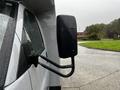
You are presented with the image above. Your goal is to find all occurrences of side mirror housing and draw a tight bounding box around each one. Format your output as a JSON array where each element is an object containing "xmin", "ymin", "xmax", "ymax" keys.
[
  {"xmin": 27, "ymin": 15, "xmax": 78, "ymax": 77},
  {"xmin": 57, "ymin": 15, "xmax": 78, "ymax": 58}
]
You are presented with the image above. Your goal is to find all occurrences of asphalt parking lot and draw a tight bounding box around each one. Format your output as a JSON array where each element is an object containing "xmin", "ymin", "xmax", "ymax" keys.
[{"xmin": 61, "ymin": 45, "xmax": 120, "ymax": 90}]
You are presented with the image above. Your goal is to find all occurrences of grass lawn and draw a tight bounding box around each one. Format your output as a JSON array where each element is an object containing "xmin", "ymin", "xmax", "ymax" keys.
[{"xmin": 79, "ymin": 40, "xmax": 120, "ymax": 52}]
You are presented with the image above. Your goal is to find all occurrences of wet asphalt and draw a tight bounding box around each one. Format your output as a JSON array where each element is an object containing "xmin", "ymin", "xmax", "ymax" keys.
[{"xmin": 61, "ymin": 45, "xmax": 120, "ymax": 90}]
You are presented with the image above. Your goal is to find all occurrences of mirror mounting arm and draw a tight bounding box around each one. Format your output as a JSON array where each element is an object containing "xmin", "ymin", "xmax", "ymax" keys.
[
  {"xmin": 38, "ymin": 56, "xmax": 75, "ymax": 78},
  {"xmin": 28, "ymin": 52, "xmax": 75, "ymax": 77}
]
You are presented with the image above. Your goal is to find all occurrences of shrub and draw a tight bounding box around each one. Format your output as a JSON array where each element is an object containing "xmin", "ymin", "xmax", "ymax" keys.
[{"xmin": 88, "ymin": 33, "xmax": 100, "ymax": 40}]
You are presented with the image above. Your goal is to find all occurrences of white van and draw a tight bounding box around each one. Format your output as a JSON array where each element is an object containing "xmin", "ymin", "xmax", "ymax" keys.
[{"xmin": 0, "ymin": 0, "xmax": 77, "ymax": 90}]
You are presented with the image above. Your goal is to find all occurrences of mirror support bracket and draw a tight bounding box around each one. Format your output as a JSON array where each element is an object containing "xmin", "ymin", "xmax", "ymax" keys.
[
  {"xmin": 28, "ymin": 51, "xmax": 75, "ymax": 78},
  {"xmin": 38, "ymin": 56, "xmax": 75, "ymax": 78}
]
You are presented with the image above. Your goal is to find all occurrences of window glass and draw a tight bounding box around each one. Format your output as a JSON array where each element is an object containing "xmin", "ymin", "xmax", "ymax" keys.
[
  {"xmin": 17, "ymin": 10, "xmax": 45, "ymax": 78},
  {"xmin": 0, "ymin": 3, "xmax": 13, "ymax": 51},
  {"xmin": 0, "ymin": 2, "xmax": 18, "ymax": 88},
  {"xmin": 0, "ymin": 14, "xmax": 10, "ymax": 49},
  {"xmin": 17, "ymin": 30, "xmax": 31, "ymax": 78},
  {"xmin": 24, "ymin": 10, "xmax": 45, "ymax": 54}
]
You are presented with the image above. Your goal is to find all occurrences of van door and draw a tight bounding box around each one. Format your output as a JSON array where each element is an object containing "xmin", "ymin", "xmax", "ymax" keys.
[
  {"xmin": 4, "ymin": 4, "xmax": 32, "ymax": 90},
  {"xmin": 23, "ymin": 10, "xmax": 49, "ymax": 90}
]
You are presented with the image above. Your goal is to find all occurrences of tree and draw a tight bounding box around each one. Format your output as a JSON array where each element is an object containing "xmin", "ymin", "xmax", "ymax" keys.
[
  {"xmin": 84, "ymin": 18, "xmax": 120, "ymax": 40},
  {"xmin": 105, "ymin": 18, "xmax": 120, "ymax": 39},
  {"xmin": 84, "ymin": 24, "xmax": 106, "ymax": 40}
]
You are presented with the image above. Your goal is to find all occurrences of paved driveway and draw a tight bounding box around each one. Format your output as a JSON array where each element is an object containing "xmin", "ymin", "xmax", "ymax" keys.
[{"xmin": 61, "ymin": 45, "xmax": 120, "ymax": 90}]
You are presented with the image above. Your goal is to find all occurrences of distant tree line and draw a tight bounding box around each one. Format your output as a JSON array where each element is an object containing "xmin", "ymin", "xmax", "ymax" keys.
[{"xmin": 84, "ymin": 18, "xmax": 120, "ymax": 40}]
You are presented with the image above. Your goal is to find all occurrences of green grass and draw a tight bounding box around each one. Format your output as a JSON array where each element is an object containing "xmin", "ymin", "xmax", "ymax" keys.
[{"xmin": 79, "ymin": 40, "xmax": 120, "ymax": 52}]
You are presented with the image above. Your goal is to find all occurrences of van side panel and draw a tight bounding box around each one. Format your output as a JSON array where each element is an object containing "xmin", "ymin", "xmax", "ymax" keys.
[
  {"xmin": 22, "ymin": 0, "xmax": 60, "ymax": 88},
  {"xmin": 37, "ymin": 6, "xmax": 60, "ymax": 87},
  {"xmin": 5, "ymin": 71, "xmax": 32, "ymax": 90}
]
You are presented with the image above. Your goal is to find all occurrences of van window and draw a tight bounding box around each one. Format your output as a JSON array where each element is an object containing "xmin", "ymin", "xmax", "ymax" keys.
[
  {"xmin": 0, "ymin": 14, "xmax": 10, "ymax": 50},
  {"xmin": 17, "ymin": 10, "xmax": 45, "ymax": 78},
  {"xmin": 0, "ymin": 2, "xmax": 18, "ymax": 89},
  {"xmin": 0, "ymin": 2, "xmax": 15, "ymax": 51},
  {"xmin": 24, "ymin": 10, "xmax": 45, "ymax": 54},
  {"xmin": 17, "ymin": 30, "xmax": 31, "ymax": 78}
]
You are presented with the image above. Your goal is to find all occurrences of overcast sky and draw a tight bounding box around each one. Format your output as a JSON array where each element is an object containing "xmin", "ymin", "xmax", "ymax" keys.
[{"xmin": 55, "ymin": 0, "xmax": 120, "ymax": 32}]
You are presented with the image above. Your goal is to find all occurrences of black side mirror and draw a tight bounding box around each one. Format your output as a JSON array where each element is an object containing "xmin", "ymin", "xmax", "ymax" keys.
[
  {"xmin": 57, "ymin": 15, "xmax": 77, "ymax": 58},
  {"xmin": 27, "ymin": 15, "xmax": 78, "ymax": 78}
]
